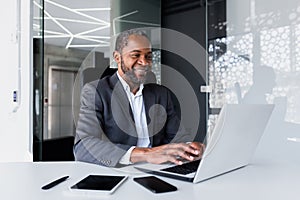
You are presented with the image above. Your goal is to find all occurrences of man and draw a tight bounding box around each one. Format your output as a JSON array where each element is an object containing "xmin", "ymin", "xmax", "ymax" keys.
[{"xmin": 74, "ymin": 29, "xmax": 204, "ymax": 167}]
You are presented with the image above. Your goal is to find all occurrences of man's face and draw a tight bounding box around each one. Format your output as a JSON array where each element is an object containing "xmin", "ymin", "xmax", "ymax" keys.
[{"xmin": 116, "ymin": 35, "xmax": 152, "ymax": 85}]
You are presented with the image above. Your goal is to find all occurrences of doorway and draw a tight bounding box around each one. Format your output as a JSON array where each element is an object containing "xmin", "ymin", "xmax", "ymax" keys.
[{"xmin": 46, "ymin": 66, "xmax": 78, "ymax": 139}]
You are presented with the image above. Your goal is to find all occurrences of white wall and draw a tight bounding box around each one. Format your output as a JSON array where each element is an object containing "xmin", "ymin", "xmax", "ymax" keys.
[{"xmin": 0, "ymin": 0, "xmax": 32, "ymax": 162}]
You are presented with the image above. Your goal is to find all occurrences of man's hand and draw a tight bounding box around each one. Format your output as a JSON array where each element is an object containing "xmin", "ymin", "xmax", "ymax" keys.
[{"xmin": 130, "ymin": 142, "xmax": 205, "ymax": 165}]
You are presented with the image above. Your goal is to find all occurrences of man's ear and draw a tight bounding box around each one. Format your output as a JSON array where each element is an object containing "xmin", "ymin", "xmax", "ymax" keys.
[{"xmin": 113, "ymin": 51, "xmax": 121, "ymax": 64}]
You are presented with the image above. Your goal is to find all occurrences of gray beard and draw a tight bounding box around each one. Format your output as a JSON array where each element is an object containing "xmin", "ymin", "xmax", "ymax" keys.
[{"xmin": 121, "ymin": 60, "xmax": 150, "ymax": 86}]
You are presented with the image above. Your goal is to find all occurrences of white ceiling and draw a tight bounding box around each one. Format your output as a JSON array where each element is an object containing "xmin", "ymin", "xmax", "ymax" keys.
[{"xmin": 33, "ymin": 0, "xmax": 111, "ymax": 53}]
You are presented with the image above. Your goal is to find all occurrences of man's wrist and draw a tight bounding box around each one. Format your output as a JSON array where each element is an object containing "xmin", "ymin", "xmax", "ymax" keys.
[{"xmin": 130, "ymin": 147, "xmax": 151, "ymax": 163}]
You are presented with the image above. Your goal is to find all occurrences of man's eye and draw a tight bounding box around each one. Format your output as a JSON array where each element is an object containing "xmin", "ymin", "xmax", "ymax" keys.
[
  {"xmin": 146, "ymin": 55, "xmax": 153, "ymax": 60},
  {"xmin": 130, "ymin": 54, "xmax": 140, "ymax": 58}
]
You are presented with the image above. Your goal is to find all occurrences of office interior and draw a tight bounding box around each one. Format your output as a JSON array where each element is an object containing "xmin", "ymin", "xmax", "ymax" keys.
[{"xmin": 1, "ymin": 0, "xmax": 300, "ymax": 166}]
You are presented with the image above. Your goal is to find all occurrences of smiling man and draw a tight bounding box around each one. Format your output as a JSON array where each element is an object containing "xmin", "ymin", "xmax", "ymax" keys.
[{"xmin": 74, "ymin": 29, "xmax": 204, "ymax": 167}]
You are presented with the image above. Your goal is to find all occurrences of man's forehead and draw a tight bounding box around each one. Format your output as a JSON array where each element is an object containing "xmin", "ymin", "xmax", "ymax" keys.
[{"xmin": 122, "ymin": 37, "xmax": 152, "ymax": 54}]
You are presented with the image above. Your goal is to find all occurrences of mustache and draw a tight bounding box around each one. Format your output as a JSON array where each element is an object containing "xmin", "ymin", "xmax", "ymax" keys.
[{"xmin": 132, "ymin": 66, "xmax": 151, "ymax": 73}]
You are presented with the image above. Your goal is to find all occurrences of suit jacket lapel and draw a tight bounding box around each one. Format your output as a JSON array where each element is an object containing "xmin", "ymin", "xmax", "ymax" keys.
[{"xmin": 109, "ymin": 74, "xmax": 137, "ymax": 139}]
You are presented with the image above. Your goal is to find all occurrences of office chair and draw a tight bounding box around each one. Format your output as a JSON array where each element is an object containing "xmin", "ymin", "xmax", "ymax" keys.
[
  {"xmin": 100, "ymin": 66, "xmax": 117, "ymax": 79},
  {"xmin": 42, "ymin": 136, "xmax": 75, "ymax": 161}
]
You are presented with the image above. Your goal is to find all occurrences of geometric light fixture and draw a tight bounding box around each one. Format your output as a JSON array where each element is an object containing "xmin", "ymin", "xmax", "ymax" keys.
[{"xmin": 33, "ymin": 0, "xmax": 111, "ymax": 49}]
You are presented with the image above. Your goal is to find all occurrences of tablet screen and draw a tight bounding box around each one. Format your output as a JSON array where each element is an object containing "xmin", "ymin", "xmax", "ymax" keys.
[{"xmin": 70, "ymin": 175, "xmax": 127, "ymax": 191}]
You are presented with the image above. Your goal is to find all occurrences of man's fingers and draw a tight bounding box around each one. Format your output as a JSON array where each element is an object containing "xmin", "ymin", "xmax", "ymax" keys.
[
  {"xmin": 164, "ymin": 145, "xmax": 196, "ymax": 162},
  {"xmin": 187, "ymin": 142, "xmax": 205, "ymax": 156},
  {"xmin": 147, "ymin": 142, "xmax": 205, "ymax": 165},
  {"xmin": 188, "ymin": 142, "xmax": 201, "ymax": 150},
  {"xmin": 167, "ymin": 155, "xmax": 184, "ymax": 165}
]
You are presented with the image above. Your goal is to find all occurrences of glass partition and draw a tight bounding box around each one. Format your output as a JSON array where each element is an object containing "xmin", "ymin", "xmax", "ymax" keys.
[
  {"xmin": 33, "ymin": 0, "xmax": 111, "ymax": 160},
  {"xmin": 32, "ymin": 0, "xmax": 163, "ymax": 161},
  {"xmin": 32, "ymin": 0, "xmax": 300, "ymax": 162},
  {"xmin": 207, "ymin": 0, "xmax": 300, "ymax": 149},
  {"xmin": 32, "ymin": 0, "xmax": 44, "ymax": 161}
]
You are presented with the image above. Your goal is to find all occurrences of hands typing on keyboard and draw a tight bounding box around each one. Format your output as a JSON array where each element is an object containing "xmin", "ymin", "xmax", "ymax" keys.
[{"xmin": 131, "ymin": 142, "xmax": 205, "ymax": 166}]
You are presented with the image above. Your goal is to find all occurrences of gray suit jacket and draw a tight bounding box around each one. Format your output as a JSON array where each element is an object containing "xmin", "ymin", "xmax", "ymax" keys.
[{"xmin": 74, "ymin": 73, "xmax": 193, "ymax": 167}]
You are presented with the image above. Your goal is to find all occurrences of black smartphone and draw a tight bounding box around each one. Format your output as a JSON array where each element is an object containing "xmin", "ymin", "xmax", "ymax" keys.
[{"xmin": 133, "ymin": 176, "xmax": 177, "ymax": 193}]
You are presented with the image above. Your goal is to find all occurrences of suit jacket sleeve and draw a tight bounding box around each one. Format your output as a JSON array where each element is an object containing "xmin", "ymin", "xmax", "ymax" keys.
[{"xmin": 73, "ymin": 80, "xmax": 130, "ymax": 167}]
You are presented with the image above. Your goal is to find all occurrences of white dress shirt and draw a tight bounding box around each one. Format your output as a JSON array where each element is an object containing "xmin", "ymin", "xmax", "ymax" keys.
[{"xmin": 117, "ymin": 72, "xmax": 150, "ymax": 164}]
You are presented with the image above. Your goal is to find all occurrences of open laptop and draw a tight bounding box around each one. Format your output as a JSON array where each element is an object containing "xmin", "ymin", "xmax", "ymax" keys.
[{"xmin": 134, "ymin": 104, "xmax": 274, "ymax": 183}]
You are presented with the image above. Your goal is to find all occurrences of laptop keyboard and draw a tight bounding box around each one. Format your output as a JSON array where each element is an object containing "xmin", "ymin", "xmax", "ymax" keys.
[{"xmin": 161, "ymin": 160, "xmax": 201, "ymax": 175}]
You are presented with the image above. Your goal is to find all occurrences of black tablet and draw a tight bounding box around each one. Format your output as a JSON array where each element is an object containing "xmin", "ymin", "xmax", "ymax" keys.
[{"xmin": 69, "ymin": 175, "xmax": 128, "ymax": 195}]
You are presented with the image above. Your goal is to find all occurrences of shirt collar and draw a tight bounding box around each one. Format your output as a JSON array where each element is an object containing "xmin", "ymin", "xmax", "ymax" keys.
[{"xmin": 117, "ymin": 71, "xmax": 144, "ymax": 96}]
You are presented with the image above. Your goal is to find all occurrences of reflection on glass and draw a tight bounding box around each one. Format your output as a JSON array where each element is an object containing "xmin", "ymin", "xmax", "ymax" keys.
[
  {"xmin": 209, "ymin": 0, "xmax": 300, "ymax": 126},
  {"xmin": 32, "ymin": 0, "xmax": 162, "ymax": 160}
]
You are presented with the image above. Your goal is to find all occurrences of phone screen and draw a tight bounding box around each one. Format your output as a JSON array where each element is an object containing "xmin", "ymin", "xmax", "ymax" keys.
[{"xmin": 133, "ymin": 176, "xmax": 177, "ymax": 193}]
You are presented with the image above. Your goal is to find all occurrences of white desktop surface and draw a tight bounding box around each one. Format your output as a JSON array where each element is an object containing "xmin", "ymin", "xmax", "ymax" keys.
[
  {"xmin": 1, "ymin": 160, "xmax": 299, "ymax": 199},
  {"xmin": 1, "ymin": 133, "xmax": 300, "ymax": 199}
]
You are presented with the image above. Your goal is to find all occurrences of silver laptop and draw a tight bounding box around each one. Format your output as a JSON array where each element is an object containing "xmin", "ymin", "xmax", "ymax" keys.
[{"xmin": 135, "ymin": 104, "xmax": 274, "ymax": 183}]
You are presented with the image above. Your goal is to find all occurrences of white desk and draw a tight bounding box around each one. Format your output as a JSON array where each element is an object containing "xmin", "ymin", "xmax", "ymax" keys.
[
  {"xmin": 1, "ymin": 159, "xmax": 299, "ymax": 199},
  {"xmin": 1, "ymin": 133, "xmax": 300, "ymax": 199}
]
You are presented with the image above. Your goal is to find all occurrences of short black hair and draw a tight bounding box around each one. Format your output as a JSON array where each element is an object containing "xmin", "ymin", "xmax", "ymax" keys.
[{"xmin": 115, "ymin": 29, "xmax": 150, "ymax": 53}]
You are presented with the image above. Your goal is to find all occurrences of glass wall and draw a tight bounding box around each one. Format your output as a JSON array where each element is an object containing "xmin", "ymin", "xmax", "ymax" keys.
[
  {"xmin": 32, "ymin": 0, "xmax": 163, "ymax": 160},
  {"xmin": 33, "ymin": 0, "xmax": 111, "ymax": 160},
  {"xmin": 33, "ymin": 0, "xmax": 300, "ymax": 161},
  {"xmin": 208, "ymin": 0, "xmax": 300, "ymax": 156},
  {"xmin": 32, "ymin": 0, "xmax": 44, "ymax": 161}
]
